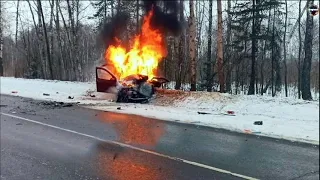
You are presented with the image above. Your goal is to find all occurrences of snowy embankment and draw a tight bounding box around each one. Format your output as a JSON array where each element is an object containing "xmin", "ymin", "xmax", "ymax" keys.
[{"xmin": 1, "ymin": 77, "xmax": 319, "ymax": 145}]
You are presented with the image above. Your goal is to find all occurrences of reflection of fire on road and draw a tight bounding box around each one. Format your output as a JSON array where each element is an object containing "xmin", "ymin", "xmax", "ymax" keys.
[
  {"xmin": 94, "ymin": 143, "xmax": 173, "ymax": 180},
  {"xmin": 98, "ymin": 112, "xmax": 165, "ymax": 147}
]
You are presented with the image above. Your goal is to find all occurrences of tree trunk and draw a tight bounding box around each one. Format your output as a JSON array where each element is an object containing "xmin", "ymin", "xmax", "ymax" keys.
[
  {"xmin": 50, "ymin": 0, "xmax": 55, "ymax": 79},
  {"xmin": 37, "ymin": 0, "xmax": 53, "ymax": 80},
  {"xmin": 225, "ymin": 0, "xmax": 232, "ymax": 93},
  {"xmin": 117, "ymin": 0, "xmax": 121, "ymax": 14},
  {"xmin": 301, "ymin": 0, "xmax": 314, "ymax": 100},
  {"xmin": 217, "ymin": 0, "xmax": 224, "ymax": 93},
  {"xmin": 0, "ymin": 1, "xmax": 4, "ymax": 76},
  {"xmin": 136, "ymin": 0, "xmax": 139, "ymax": 33},
  {"xmin": 298, "ymin": 0, "xmax": 302, "ymax": 99},
  {"xmin": 206, "ymin": 0, "xmax": 213, "ymax": 92},
  {"xmin": 36, "ymin": 0, "xmax": 46, "ymax": 78},
  {"xmin": 55, "ymin": 0, "xmax": 65, "ymax": 80},
  {"xmin": 0, "ymin": 1, "xmax": 3, "ymax": 76},
  {"xmin": 175, "ymin": 0, "xmax": 184, "ymax": 90},
  {"xmin": 271, "ymin": 6, "xmax": 276, "ymax": 97},
  {"xmin": 248, "ymin": 0, "xmax": 257, "ymax": 95},
  {"xmin": 15, "ymin": 0, "xmax": 20, "ymax": 46},
  {"xmin": 111, "ymin": 0, "xmax": 114, "ymax": 17},
  {"xmin": 189, "ymin": 0, "xmax": 197, "ymax": 91},
  {"xmin": 283, "ymin": 0, "xmax": 288, "ymax": 97}
]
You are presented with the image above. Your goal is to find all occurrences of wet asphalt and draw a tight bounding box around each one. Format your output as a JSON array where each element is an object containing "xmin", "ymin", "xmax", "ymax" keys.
[{"xmin": 0, "ymin": 95, "xmax": 319, "ymax": 180}]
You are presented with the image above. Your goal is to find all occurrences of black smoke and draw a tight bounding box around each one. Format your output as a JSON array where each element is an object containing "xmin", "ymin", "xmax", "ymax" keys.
[
  {"xmin": 100, "ymin": 12, "xmax": 130, "ymax": 47},
  {"xmin": 142, "ymin": 0, "xmax": 181, "ymax": 36},
  {"xmin": 100, "ymin": 0, "xmax": 181, "ymax": 48}
]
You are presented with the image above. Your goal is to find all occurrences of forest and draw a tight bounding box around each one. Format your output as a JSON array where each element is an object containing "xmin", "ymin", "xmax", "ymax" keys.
[{"xmin": 0, "ymin": 0, "xmax": 319, "ymax": 100}]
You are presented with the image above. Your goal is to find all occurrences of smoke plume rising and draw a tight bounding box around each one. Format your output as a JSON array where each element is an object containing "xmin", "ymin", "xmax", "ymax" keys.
[{"xmin": 100, "ymin": 0, "xmax": 181, "ymax": 48}]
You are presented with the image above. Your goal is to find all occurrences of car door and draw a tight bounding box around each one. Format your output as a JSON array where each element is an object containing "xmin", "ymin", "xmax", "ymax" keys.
[{"xmin": 96, "ymin": 67, "xmax": 117, "ymax": 92}]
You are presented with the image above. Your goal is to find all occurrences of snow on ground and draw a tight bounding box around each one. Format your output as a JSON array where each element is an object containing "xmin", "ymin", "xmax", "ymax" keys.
[{"xmin": 1, "ymin": 77, "xmax": 319, "ymax": 144}]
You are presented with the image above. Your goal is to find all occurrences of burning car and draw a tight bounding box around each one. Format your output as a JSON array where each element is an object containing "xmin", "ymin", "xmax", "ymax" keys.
[
  {"xmin": 96, "ymin": 66, "xmax": 169, "ymax": 103},
  {"xmin": 96, "ymin": 7, "xmax": 177, "ymax": 103}
]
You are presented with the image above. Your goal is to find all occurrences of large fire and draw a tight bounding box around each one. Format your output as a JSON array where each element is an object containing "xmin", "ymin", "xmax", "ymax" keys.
[{"xmin": 105, "ymin": 10, "xmax": 167, "ymax": 80}]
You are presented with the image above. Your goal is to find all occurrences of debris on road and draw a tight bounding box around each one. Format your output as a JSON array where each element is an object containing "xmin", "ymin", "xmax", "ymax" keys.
[
  {"xmin": 68, "ymin": 96, "xmax": 74, "ymax": 99},
  {"xmin": 90, "ymin": 94, "xmax": 96, "ymax": 97},
  {"xmin": 37, "ymin": 101, "xmax": 75, "ymax": 108},
  {"xmin": 117, "ymin": 107, "xmax": 121, "ymax": 110},
  {"xmin": 43, "ymin": 93, "xmax": 50, "ymax": 96},
  {"xmin": 62, "ymin": 104, "xmax": 73, "ymax": 107},
  {"xmin": 197, "ymin": 111, "xmax": 211, "ymax": 115},
  {"xmin": 244, "ymin": 129, "xmax": 262, "ymax": 134},
  {"xmin": 254, "ymin": 121, "xmax": 263, "ymax": 125}
]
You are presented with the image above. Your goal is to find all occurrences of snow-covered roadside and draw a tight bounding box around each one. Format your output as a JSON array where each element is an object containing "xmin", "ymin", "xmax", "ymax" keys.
[{"xmin": 1, "ymin": 77, "xmax": 319, "ymax": 144}]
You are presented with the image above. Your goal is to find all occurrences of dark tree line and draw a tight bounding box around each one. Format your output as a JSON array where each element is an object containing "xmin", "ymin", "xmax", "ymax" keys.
[{"xmin": 0, "ymin": 0, "xmax": 318, "ymax": 100}]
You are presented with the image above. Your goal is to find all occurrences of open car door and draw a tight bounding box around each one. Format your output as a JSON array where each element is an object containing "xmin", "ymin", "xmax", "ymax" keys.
[{"xmin": 96, "ymin": 67, "xmax": 117, "ymax": 92}]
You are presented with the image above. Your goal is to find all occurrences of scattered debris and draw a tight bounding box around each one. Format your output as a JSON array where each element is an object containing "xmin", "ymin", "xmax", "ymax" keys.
[
  {"xmin": 16, "ymin": 123, "xmax": 22, "ymax": 125},
  {"xmin": 68, "ymin": 96, "xmax": 74, "ymax": 99},
  {"xmin": 117, "ymin": 107, "xmax": 121, "ymax": 110},
  {"xmin": 11, "ymin": 91, "xmax": 18, "ymax": 94},
  {"xmin": 244, "ymin": 129, "xmax": 252, "ymax": 134},
  {"xmin": 227, "ymin": 110, "xmax": 235, "ymax": 115},
  {"xmin": 43, "ymin": 93, "xmax": 50, "ymax": 96},
  {"xmin": 244, "ymin": 129, "xmax": 262, "ymax": 134},
  {"xmin": 197, "ymin": 111, "xmax": 211, "ymax": 115},
  {"xmin": 113, "ymin": 153, "xmax": 118, "ymax": 160},
  {"xmin": 38, "ymin": 101, "xmax": 75, "ymax": 108},
  {"xmin": 62, "ymin": 104, "xmax": 73, "ymax": 107},
  {"xmin": 90, "ymin": 94, "xmax": 96, "ymax": 98},
  {"xmin": 254, "ymin": 121, "xmax": 263, "ymax": 125}
]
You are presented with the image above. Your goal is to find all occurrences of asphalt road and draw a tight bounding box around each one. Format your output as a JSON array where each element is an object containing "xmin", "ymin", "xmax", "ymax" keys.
[{"xmin": 0, "ymin": 95, "xmax": 319, "ymax": 180}]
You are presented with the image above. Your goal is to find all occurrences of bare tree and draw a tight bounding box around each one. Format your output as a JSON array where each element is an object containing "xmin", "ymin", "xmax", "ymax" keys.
[
  {"xmin": 0, "ymin": 1, "xmax": 3, "ymax": 76},
  {"xmin": 298, "ymin": 0, "xmax": 302, "ymax": 98},
  {"xmin": 301, "ymin": 0, "xmax": 314, "ymax": 100},
  {"xmin": 248, "ymin": 0, "xmax": 257, "ymax": 95},
  {"xmin": 225, "ymin": 0, "xmax": 232, "ymax": 93},
  {"xmin": 37, "ymin": 0, "xmax": 53, "ymax": 79},
  {"xmin": 217, "ymin": 0, "xmax": 224, "ymax": 93},
  {"xmin": 175, "ymin": 0, "xmax": 185, "ymax": 90},
  {"xmin": 206, "ymin": 0, "xmax": 213, "ymax": 92},
  {"xmin": 189, "ymin": 0, "xmax": 196, "ymax": 91},
  {"xmin": 283, "ymin": 0, "xmax": 288, "ymax": 97}
]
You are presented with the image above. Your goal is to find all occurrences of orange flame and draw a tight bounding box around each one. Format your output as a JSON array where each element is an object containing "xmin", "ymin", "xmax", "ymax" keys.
[{"xmin": 105, "ymin": 9, "xmax": 167, "ymax": 80}]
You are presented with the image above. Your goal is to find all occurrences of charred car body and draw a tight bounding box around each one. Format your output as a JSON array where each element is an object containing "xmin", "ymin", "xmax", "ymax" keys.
[{"xmin": 96, "ymin": 66, "xmax": 169, "ymax": 103}]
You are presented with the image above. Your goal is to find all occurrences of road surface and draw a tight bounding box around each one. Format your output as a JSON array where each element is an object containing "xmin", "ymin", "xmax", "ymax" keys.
[{"xmin": 1, "ymin": 95, "xmax": 319, "ymax": 180}]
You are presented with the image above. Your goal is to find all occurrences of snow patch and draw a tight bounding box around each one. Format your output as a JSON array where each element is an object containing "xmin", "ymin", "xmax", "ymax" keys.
[{"xmin": 1, "ymin": 77, "xmax": 319, "ymax": 144}]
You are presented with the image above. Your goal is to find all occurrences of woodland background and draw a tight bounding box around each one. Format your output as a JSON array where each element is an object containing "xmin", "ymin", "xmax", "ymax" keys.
[{"xmin": 0, "ymin": 0, "xmax": 319, "ymax": 100}]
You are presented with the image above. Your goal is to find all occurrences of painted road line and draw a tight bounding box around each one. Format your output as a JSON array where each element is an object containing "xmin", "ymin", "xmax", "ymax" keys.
[{"xmin": 1, "ymin": 112, "xmax": 259, "ymax": 180}]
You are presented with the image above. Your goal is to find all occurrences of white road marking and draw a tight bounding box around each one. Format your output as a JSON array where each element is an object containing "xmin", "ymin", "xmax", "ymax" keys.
[{"xmin": 1, "ymin": 112, "xmax": 259, "ymax": 180}]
